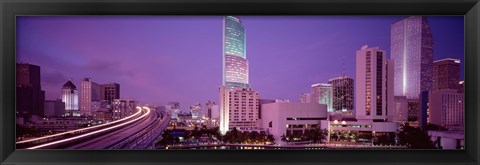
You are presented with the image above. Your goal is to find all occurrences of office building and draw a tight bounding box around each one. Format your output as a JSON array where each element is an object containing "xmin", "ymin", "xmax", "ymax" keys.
[
  {"xmin": 219, "ymin": 86, "xmax": 259, "ymax": 134},
  {"xmin": 328, "ymin": 76, "xmax": 354, "ymax": 112},
  {"xmin": 391, "ymin": 16, "xmax": 434, "ymax": 99},
  {"xmin": 61, "ymin": 80, "xmax": 79, "ymax": 117},
  {"xmin": 112, "ymin": 99, "xmax": 136, "ymax": 120},
  {"xmin": 393, "ymin": 96, "xmax": 408, "ymax": 123},
  {"xmin": 355, "ymin": 46, "xmax": 393, "ymax": 121},
  {"xmin": 16, "ymin": 63, "xmax": 45, "ymax": 116},
  {"xmin": 427, "ymin": 89, "xmax": 464, "ymax": 130},
  {"xmin": 311, "ymin": 83, "xmax": 333, "ymax": 112},
  {"xmin": 223, "ymin": 16, "xmax": 249, "ymax": 89},
  {"xmin": 206, "ymin": 101, "xmax": 215, "ymax": 119},
  {"xmin": 80, "ymin": 78, "xmax": 101, "ymax": 116},
  {"xmin": 433, "ymin": 58, "xmax": 461, "ymax": 91},
  {"xmin": 100, "ymin": 83, "xmax": 120, "ymax": 104},
  {"xmin": 44, "ymin": 99, "xmax": 65, "ymax": 117}
]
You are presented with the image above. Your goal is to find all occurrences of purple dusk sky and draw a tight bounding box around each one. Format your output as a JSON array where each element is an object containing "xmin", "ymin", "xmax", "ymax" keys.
[{"xmin": 17, "ymin": 16, "xmax": 464, "ymax": 112}]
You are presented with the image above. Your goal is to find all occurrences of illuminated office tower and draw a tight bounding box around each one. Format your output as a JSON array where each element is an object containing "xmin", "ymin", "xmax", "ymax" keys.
[
  {"xmin": 80, "ymin": 78, "xmax": 100, "ymax": 116},
  {"xmin": 355, "ymin": 46, "xmax": 393, "ymax": 121},
  {"xmin": 311, "ymin": 83, "xmax": 333, "ymax": 112},
  {"xmin": 391, "ymin": 16, "xmax": 433, "ymax": 99},
  {"xmin": 62, "ymin": 80, "xmax": 79, "ymax": 117},
  {"xmin": 223, "ymin": 16, "xmax": 249, "ymax": 89},
  {"xmin": 433, "ymin": 58, "xmax": 461, "ymax": 91},
  {"xmin": 328, "ymin": 76, "xmax": 354, "ymax": 112}
]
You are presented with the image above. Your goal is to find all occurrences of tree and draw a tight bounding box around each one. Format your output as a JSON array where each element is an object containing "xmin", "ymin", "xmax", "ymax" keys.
[{"xmin": 399, "ymin": 125, "xmax": 436, "ymax": 149}]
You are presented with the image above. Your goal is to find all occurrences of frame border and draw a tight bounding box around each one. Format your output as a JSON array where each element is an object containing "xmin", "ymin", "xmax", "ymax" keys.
[{"xmin": 1, "ymin": 0, "xmax": 479, "ymax": 165}]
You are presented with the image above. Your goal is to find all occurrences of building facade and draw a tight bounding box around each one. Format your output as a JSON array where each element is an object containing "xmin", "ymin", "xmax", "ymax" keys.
[
  {"xmin": 311, "ymin": 83, "xmax": 333, "ymax": 112},
  {"xmin": 112, "ymin": 99, "xmax": 136, "ymax": 120},
  {"xmin": 328, "ymin": 76, "xmax": 354, "ymax": 112},
  {"xmin": 190, "ymin": 103, "xmax": 202, "ymax": 121},
  {"xmin": 299, "ymin": 93, "xmax": 311, "ymax": 104},
  {"xmin": 16, "ymin": 63, "xmax": 45, "ymax": 116},
  {"xmin": 433, "ymin": 58, "xmax": 461, "ymax": 91},
  {"xmin": 355, "ymin": 46, "xmax": 393, "ymax": 121},
  {"xmin": 80, "ymin": 78, "xmax": 101, "ymax": 116},
  {"xmin": 44, "ymin": 99, "xmax": 65, "ymax": 117},
  {"xmin": 261, "ymin": 102, "xmax": 328, "ymax": 144},
  {"xmin": 61, "ymin": 80, "xmax": 79, "ymax": 117},
  {"xmin": 223, "ymin": 16, "xmax": 249, "ymax": 89},
  {"xmin": 391, "ymin": 16, "xmax": 434, "ymax": 99},
  {"xmin": 219, "ymin": 87, "xmax": 259, "ymax": 134},
  {"xmin": 427, "ymin": 89, "xmax": 464, "ymax": 130},
  {"xmin": 100, "ymin": 83, "xmax": 120, "ymax": 104}
]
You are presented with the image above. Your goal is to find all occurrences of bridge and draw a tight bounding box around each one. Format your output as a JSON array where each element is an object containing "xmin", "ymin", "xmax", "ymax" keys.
[{"xmin": 16, "ymin": 106, "xmax": 170, "ymax": 149}]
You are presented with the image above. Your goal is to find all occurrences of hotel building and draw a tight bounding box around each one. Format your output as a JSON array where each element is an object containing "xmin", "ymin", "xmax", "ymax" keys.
[
  {"xmin": 220, "ymin": 86, "xmax": 259, "ymax": 134},
  {"xmin": 80, "ymin": 78, "xmax": 101, "ymax": 116},
  {"xmin": 355, "ymin": 46, "xmax": 394, "ymax": 121},
  {"xmin": 328, "ymin": 76, "xmax": 354, "ymax": 112}
]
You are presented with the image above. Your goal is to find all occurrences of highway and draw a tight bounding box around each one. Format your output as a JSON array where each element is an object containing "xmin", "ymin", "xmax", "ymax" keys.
[
  {"xmin": 20, "ymin": 106, "xmax": 169, "ymax": 149},
  {"xmin": 67, "ymin": 107, "xmax": 163, "ymax": 149}
]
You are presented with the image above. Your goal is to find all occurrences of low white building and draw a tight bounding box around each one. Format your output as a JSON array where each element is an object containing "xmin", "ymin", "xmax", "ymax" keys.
[{"xmin": 261, "ymin": 102, "xmax": 327, "ymax": 144}]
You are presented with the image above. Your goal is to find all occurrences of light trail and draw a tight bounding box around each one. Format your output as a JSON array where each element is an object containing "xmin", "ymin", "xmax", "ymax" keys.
[
  {"xmin": 26, "ymin": 107, "xmax": 151, "ymax": 149},
  {"xmin": 17, "ymin": 107, "xmax": 144, "ymax": 144},
  {"xmin": 16, "ymin": 107, "xmax": 142, "ymax": 144}
]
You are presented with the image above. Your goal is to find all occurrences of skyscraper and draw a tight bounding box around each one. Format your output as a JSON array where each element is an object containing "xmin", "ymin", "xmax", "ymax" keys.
[
  {"xmin": 223, "ymin": 16, "xmax": 249, "ymax": 89},
  {"xmin": 61, "ymin": 80, "xmax": 79, "ymax": 117},
  {"xmin": 433, "ymin": 58, "xmax": 461, "ymax": 91},
  {"xmin": 80, "ymin": 78, "xmax": 100, "ymax": 116},
  {"xmin": 355, "ymin": 46, "xmax": 392, "ymax": 121},
  {"xmin": 16, "ymin": 63, "xmax": 45, "ymax": 116},
  {"xmin": 190, "ymin": 103, "xmax": 202, "ymax": 120},
  {"xmin": 391, "ymin": 16, "xmax": 434, "ymax": 99},
  {"xmin": 328, "ymin": 76, "xmax": 354, "ymax": 112},
  {"xmin": 311, "ymin": 83, "xmax": 333, "ymax": 112},
  {"xmin": 100, "ymin": 83, "xmax": 120, "ymax": 104}
]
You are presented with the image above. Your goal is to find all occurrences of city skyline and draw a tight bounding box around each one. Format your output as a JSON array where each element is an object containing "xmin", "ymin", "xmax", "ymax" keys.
[{"xmin": 16, "ymin": 16, "xmax": 464, "ymax": 111}]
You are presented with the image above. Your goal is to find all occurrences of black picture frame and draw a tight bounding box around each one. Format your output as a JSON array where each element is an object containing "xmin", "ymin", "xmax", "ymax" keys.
[{"xmin": 1, "ymin": 0, "xmax": 478, "ymax": 164}]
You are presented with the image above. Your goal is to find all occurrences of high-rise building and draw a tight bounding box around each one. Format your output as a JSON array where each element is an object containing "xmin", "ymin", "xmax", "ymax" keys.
[
  {"xmin": 112, "ymin": 99, "xmax": 136, "ymax": 120},
  {"xmin": 61, "ymin": 80, "xmax": 79, "ymax": 117},
  {"xmin": 391, "ymin": 16, "xmax": 434, "ymax": 99},
  {"xmin": 458, "ymin": 81, "xmax": 464, "ymax": 93},
  {"xmin": 219, "ymin": 86, "xmax": 259, "ymax": 134},
  {"xmin": 16, "ymin": 63, "xmax": 45, "ymax": 116},
  {"xmin": 223, "ymin": 16, "xmax": 249, "ymax": 89},
  {"xmin": 423, "ymin": 89, "xmax": 464, "ymax": 130},
  {"xmin": 393, "ymin": 96, "xmax": 408, "ymax": 123},
  {"xmin": 190, "ymin": 103, "xmax": 202, "ymax": 120},
  {"xmin": 328, "ymin": 76, "xmax": 354, "ymax": 112},
  {"xmin": 206, "ymin": 101, "xmax": 215, "ymax": 119},
  {"xmin": 80, "ymin": 78, "xmax": 100, "ymax": 116},
  {"xmin": 311, "ymin": 83, "xmax": 333, "ymax": 112},
  {"xmin": 433, "ymin": 58, "xmax": 461, "ymax": 91},
  {"xmin": 299, "ymin": 93, "xmax": 311, "ymax": 103},
  {"xmin": 355, "ymin": 46, "xmax": 393, "ymax": 121},
  {"xmin": 100, "ymin": 83, "xmax": 120, "ymax": 104}
]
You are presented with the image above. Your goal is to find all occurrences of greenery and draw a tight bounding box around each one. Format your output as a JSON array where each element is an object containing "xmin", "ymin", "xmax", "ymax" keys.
[
  {"xmin": 281, "ymin": 127, "xmax": 328, "ymax": 143},
  {"xmin": 222, "ymin": 127, "xmax": 274, "ymax": 144},
  {"xmin": 398, "ymin": 124, "xmax": 436, "ymax": 149}
]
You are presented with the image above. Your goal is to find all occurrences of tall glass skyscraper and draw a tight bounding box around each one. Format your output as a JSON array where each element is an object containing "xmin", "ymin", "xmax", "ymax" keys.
[
  {"xmin": 391, "ymin": 16, "xmax": 434, "ymax": 99},
  {"xmin": 223, "ymin": 16, "xmax": 249, "ymax": 89}
]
